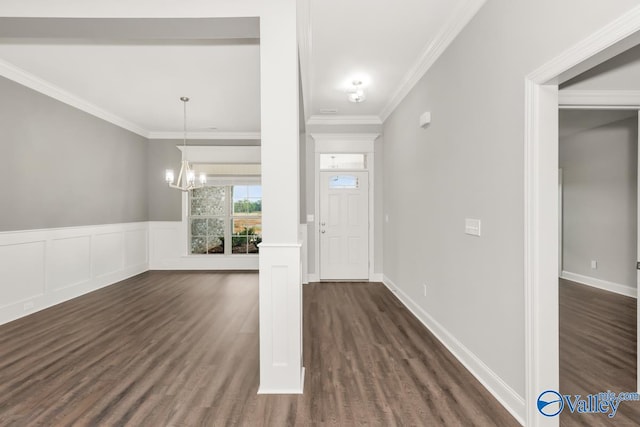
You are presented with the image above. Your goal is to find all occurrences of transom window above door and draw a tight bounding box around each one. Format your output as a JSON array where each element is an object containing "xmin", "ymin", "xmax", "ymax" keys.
[{"xmin": 320, "ymin": 153, "xmax": 366, "ymax": 170}]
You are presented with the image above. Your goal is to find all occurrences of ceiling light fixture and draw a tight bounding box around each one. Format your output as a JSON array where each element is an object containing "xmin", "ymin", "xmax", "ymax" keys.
[
  {"xmin": 164, "ymin": 97, "xmax": 206, "ymax": 192},
  {"xmin": 347, "ymin": 80, "xmax": 366, "ymax": 103}
]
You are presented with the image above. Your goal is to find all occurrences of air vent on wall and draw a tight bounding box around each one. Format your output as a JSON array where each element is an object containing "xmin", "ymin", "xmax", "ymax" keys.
[{"xmin": 319, "ymin": 108, "xmax": 338, "ymax": 114}]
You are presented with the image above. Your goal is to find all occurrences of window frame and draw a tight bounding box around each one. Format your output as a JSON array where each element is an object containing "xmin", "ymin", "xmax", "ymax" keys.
[{"xmin": 187, "ymin": 177, "xmax": 262, "ymax": 257}]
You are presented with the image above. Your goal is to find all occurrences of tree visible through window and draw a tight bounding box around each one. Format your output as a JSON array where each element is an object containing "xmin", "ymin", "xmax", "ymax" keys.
[
  {"xmin": 189, "ymin": 184, "xmax": 262, "ymax": 255},
  {"xmin": 232, "ymin": 185, "xmax": 262, "ymax": 254}
]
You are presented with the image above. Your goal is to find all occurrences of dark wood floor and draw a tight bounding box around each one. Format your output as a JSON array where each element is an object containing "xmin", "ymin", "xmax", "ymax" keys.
[
  {"xmin": 0, "ymin": 271, "xmax": 518, "ymax": 426},
  {"xmin": 559, "ymin": 278, "xmax": 639, "ymax": 426}
]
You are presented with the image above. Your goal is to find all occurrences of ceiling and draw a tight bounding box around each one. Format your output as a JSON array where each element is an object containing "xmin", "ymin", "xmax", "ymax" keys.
[
  {"xmin": 0, "ymin": 2, "xmax": 485, "ymax": 137},
  {"xmin": 559, "ymin": 109, "xmax": 637, "ymax": 139},
  {"xmin": 305, "ymin": 0, "xmax": 470, "ymax": 122}
]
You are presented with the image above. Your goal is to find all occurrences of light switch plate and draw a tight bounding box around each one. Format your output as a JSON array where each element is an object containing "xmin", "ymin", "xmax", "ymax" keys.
[
  {"xmin": 465, "ymin": 218, "xmax": 481, "ymax": 236},
  {"xmin": 306, "ymin": 214, "xmax": 314, "ymax": 223}
]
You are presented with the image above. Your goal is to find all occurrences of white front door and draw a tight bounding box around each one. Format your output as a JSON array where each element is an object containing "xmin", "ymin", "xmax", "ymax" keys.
[{"xmin": 319, "ymin": 171, "xmax": 369, "ymax": 280}]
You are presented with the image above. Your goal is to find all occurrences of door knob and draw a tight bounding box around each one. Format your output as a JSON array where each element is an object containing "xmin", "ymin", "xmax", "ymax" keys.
[
  {"xmin": 321, "ymin": 230, "xmax": 326, "ymax": 234},
  {"xmin": 321, "ymin": 222, "xmax": 326, "ymax": 226}
]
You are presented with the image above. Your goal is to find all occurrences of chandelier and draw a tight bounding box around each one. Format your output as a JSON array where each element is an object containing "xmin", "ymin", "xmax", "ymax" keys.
[{"xmin": 164, "ymin": 96, "xmax": 207, "ymax": 192}]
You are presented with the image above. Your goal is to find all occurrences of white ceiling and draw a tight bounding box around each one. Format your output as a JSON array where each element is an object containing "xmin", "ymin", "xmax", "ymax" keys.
[
  {"xmin": 0, "ymin": 41, "xmax": 260, "ymax": 135},
  {"xmin": 0, "ymin": 2, "xmax": 485, "ymax": 136},
  {"xmin": 306, "ymin": 0, "xmax": 469, "ymax": 121}
]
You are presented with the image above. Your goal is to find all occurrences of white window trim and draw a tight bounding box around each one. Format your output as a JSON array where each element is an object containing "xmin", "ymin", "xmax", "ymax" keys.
[
  {"xmin": 177, "ymin": 145, "xmax": 262, "ymax": 259},
  {"xmin": 186, "ymin": 179, "xmax": 262, "ymax": 257}
]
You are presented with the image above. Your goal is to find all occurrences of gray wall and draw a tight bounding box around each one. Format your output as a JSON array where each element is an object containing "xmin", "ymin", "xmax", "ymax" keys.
[
  {"xmin": 563, "ymin": 43, "xmax": 640, "ymax": 90},
  {"xmin": 381, "ymin": 0, "xmax": 639, "ymax": 399},
  {"xmin": 560, "ymin": 114, "xmax": 638, "ymax": 288},
  {"xmin": 0, "ymin": 76, "xmax": 148, "ymax": 231},
  {"xmin": 147, "ymin": 139, "xmax": 183, "ymax": 221}
]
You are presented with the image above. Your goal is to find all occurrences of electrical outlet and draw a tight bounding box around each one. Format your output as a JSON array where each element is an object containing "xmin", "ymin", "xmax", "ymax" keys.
[
  {"xmin": 591, "ymin": 260, "xmax": 597, "ymax": 269},
  {"xmin": 423, "ymin": 283, "xmax": 427, "ymax": 297},
  {"xmin": 23, "ymin": 301, "xmax": 34, "ymax": 311}
]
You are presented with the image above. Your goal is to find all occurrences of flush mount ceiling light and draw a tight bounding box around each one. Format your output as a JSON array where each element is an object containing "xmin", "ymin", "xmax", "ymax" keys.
[
  {"xmin": 347, "ymin": 80, "xmax": 366, "ymax": 103},
  {"xmin": 164, "ymin": 97, "xmax": 207, "ymax": 192}
]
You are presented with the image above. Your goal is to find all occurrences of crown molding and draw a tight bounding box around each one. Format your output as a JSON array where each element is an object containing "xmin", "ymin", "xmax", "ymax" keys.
[
  {"xmin": 148, "ymin": 131, "xmax": 261, "ymax": 140},
  {"xmin": 559, "ymin": 89, "xmax": 640, "ymax": 108},
  {"xmin": 379, "ymin": 0, "xmax": 486, "ymax": 122},
  {"xmin": 0, "ymin": 58, "xmax": 148, "ymax": 137},
  {"xmin": 310, "ymin": 133, "xmax": 380, "ymax": 142},
  {"xmin": 306, "ymin": 115, "xmax": 382, "ymax": 126}
]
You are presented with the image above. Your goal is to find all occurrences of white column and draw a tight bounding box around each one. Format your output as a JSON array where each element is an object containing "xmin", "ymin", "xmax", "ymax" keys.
[{"xmin": 257, "ymin": 0, "xmax": 304, "ymax": 394}]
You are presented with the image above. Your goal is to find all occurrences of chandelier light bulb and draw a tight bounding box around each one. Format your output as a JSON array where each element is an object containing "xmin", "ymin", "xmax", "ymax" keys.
[
  {"xmin": 165, "ymin": 169, "xmax": 175, "ymax": 184},
  {"xmin": 187, "ymin": 170, "xmax": 196, "ymax": 185}
]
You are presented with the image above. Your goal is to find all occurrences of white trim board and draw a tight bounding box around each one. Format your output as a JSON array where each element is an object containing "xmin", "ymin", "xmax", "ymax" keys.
[
  {"xmin": 560, "ymin": 271, "xmax": 637, "ymax": 299},
  {"xmin": 148, "ymin": 131, "xmax": 261, "ymax": 140},
  {"xmin": 307, "ymin": 115, "xmax": 382, "ymax": 126},
  {"xmin": 379, "ymin": 0, "xmax": 486, "ymax": 121},
  {"xmin": 559, "ymin": 90, "xmax": 640, "ymax": 109},
  {"xmin": 382, "ymin": 275, "xmax": 525, "ymax": 425}
]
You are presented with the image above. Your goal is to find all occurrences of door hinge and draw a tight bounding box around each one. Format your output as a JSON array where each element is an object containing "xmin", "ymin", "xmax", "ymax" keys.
[{"xmin": 637, "ymin": 262, "xmax": 640, "ymax": 270}]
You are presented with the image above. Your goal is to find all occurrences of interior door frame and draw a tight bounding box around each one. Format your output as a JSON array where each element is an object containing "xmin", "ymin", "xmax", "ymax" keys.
[
  {"xmin": 310, "ymin": 133, "xmax": 380, "ymax": 282},
  {"xmin": 525, "ymin": 7, "xmax": 640, "ymax": 426}
]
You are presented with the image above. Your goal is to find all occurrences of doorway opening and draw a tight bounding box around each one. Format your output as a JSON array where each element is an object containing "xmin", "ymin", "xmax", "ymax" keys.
[
  {"xmin": 525, "ymin": 9, "xmax": 640, "ymax": 426},
  {"xmin": 311, "ymin": 133, "xmax": 379, "ymax": 282}
]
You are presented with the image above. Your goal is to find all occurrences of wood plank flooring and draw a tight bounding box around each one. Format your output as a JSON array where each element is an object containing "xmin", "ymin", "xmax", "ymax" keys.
[
  {"xmin": 559, "ymin": 278, "xmax": 639, "ymax": 426},
  {"xmin": 0, "ymin": 271, "xmax": 518, "ymax": 426}
]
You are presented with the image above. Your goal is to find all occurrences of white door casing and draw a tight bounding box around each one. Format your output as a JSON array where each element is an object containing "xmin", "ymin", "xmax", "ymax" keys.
[
  {"xmin": 311, "ymin": 133, "xmax": 380, "ymax": 282},
  {"xmin": 320, "ymin": 171, "xmax": 369, "ymax": 280},
  {"xmin": 526, "ymin": 8, "xmax": 640, "ymax": 425}
]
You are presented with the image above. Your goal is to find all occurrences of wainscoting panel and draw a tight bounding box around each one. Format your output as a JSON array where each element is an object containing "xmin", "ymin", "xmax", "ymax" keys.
[
  {"xmin": 0, "ymin": 241, "xmax": 46, "ymax": 308},
  {"xmin": 0, "ymin": 222, "xmax": 149, "ymax": 326},
  {"xmin": 125, "ymin": 229, "xmax": 149, "ymax": 268},
  {"xmin": 50, "ymin": 235, "xmax": 92, "ymax": 291},
  {"xmin": 149, "ymin": 221, "xmax": 258, "ymax": 270},
  {"xmin": 93, "ymin": 232, "xmax": 125, "ymax": 278}
]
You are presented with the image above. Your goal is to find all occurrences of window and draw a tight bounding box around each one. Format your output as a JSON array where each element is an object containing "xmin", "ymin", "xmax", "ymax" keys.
[
  {"xmin": 328, "ymin": 175, "xmax": 359, "ymax": 189},
  {"xmin": 320, "ymin": 153, "xmax": 366, "ymax": 170},
  {"xmin": 232, "ymin": 185, "xmax": 262, "ymax": 254},
  {"xmin": 189, "ymin": 184, "xmax": 262, "ymax": 255}
]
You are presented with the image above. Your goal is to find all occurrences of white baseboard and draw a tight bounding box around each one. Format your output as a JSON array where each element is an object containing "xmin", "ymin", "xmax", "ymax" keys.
[
  {"xmin": 382, "ymin": 275, "xmax": 525, "ymax": 425},
  {"xmin": 369, "ymin": 273, "xmax": 384, "ymax": 282},
  {"xmin": 0, "ymin": 222, "xmax": 149, "ymax": 326},
  {"xmin": 561, "ymin": 271, "xmax": 637, "ymax": 298},
  {"xmin": 307, "ymin": 273, "xmax": 319, "ymax": 283}
]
